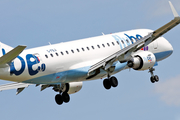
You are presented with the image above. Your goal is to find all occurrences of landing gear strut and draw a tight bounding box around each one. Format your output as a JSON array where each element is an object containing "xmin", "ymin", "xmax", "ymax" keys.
[
  {"xmin": 149, "ymin": 68, "xmax": 159, "ymax": 83},
  {"xmin": 103, "ymin": 75, "xmax": 118, "ymax": 90}
]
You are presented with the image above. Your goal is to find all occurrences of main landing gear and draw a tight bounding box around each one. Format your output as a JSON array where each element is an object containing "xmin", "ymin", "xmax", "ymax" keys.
[
  {"xmin": 53, "ymin": 84, "xmax": 70, "ymax": 105},
  {"xmin": 55, "ymin": 92, "xmax": 70, "ymax": 105},
  {"xmin": 103, "ymin": 75, "xmax": 118, "ymax": 90},
  {"xmin": 149, "ymin": 68, "xmax": 159, "ymax": 83}
]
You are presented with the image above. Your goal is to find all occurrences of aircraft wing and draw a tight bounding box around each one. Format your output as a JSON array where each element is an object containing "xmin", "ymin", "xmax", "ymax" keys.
[
  {"xmin": 87, "ymin": 1, "xmax": 180, "ymax": 78},
  {"xmin": 0, "ymin": 82, "xmax": 52, "ymax": 95},
  {"xmin": 0, "ymin": 82, "xmax": 32, "ymax": 95}
]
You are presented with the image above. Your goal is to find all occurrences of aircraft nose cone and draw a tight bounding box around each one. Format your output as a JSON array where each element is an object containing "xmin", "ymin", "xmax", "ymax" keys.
[
  {"xmin": 166, "ymin": 40, "xmax": 173, "ymax": 55},
  {"xmin": 154, "ymin": 37, "xmax": 173, "ymax": 61},
  {"xmin": 163, "ymin": 39, "xmax": 173, "ymax": 59},
  {"xmin": 167, "ymin": 49, "xmax": 173, "ymax": 57}
]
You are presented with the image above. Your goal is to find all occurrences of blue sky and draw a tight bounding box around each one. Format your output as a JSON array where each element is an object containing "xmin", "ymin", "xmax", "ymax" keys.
[{"xmin": 0, "ymin": 0, "xmax": 180, "ymax": 120}]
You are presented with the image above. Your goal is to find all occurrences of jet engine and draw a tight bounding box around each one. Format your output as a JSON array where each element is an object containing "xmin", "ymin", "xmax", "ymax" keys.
[
  {"xmin": 62, "ymin": 82, "xmax": 83, "ymax": 94},
  {"xmin": 127, "ymin": 51, "xmax": 156, "ymax": 70}
]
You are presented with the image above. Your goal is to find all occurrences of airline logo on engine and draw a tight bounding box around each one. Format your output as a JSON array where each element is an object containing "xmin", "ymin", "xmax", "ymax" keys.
[{"xmin": 147, "ymin": 54, "xmax": 153, "ymax": 62}]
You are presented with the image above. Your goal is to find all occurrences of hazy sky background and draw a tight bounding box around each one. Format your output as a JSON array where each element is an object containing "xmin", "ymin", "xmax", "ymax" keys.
[{"xmin": 0, "ymin": 0, "xmax": 180, "ymax": 120}]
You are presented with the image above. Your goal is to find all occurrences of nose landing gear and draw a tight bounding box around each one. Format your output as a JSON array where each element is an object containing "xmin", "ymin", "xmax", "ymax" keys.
[{"xmin": 149, "ymin": 68, "xmax": 159, "ymax": 83}]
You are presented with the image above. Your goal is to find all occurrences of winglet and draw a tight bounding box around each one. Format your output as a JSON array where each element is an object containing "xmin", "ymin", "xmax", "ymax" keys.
[{"xmin": 169, "ymin": 1, "xmax": 179, "ymax": 18}]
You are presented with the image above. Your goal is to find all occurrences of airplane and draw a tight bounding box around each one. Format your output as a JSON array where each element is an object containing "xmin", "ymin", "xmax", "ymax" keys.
[{"xmin": 0, "ymin": 1, "xmax": 179, "ymax": 105}]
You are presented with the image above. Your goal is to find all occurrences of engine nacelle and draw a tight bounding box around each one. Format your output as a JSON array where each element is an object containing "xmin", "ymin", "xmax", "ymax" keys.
[
  {"xmin": 62, "ymin": 82, "xmax": 83, "ymax": 94},
  {"xmin": 127, "ymin": 51, "xmax": 156, "ymax": 70}
]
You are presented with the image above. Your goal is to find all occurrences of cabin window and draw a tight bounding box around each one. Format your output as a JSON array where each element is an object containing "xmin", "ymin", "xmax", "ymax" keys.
[
  {"xmin": 82, "ymin": 48, "xmax": 85, "ymax": 51},
  {"xmin": 97, "ymin": 45, "xmax": 100, "ymax": 48},
  {"xmin": 121, "ymin": 40, "xmax": 124, "ymax": 44},
  {"xmin": 66, "ymin": 51, "xmax": 69, "ymax": 54},
  {"xmin": 50, "ymin": 54, "xmax": 53, "ymax": 57},
  {"xmin": 87, "ymin": 47, "xmax": 89, "ymax": 50},
  {"xmin": 45, "ymin": 55, "xmax": 48, "ymax": 58},
  {"xmin": 71, "ymin": 50, "xmax": 74, "ymax": 53},
  {"xmin": 102, "ymin": 44, "xmax": 105, "ymax": 47},
  {"xmin": 77, "ymin": 49, "xmax": 80, "ymax": 52},
  {"xmin": 126, "ymin": 39, "xmax": 129, "ymax": 43},
  {"xmin": 107, "ymin": 43, "xmax": 110, "ymax": 46},
  {"xmin": 112, "ymin": 42, "xmax": 115, "ymax": 46},
  {"xmin": 117, "ymin": 41, "xmax": 119, "ymax": 45},
  {"xmin": 61, "ymin": 52, "xmax": 64, "ymax": 55},
  {"xmin": 55, "ymin": 53, "xmax": 59, "ymax": 56},
  {"xmin": 92, "ymin": 46, "xmax": 94, "ymax": 49}
]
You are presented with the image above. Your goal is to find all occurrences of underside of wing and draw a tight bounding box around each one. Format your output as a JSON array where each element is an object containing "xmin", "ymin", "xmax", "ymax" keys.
[{"xmin": 0, "ymin": 82, "xmax": 31, "ymax": 95}]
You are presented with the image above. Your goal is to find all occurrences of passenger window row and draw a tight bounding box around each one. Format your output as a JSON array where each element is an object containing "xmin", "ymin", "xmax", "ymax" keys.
[{"xmin": 45, "ymin": 41, "xmax": 119, "ymax": 58}]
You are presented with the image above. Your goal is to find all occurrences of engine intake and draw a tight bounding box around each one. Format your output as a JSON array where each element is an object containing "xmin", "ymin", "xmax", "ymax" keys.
[{"xmin": 127, "ymin": 51, "xmax": 156, "ymax": 70}]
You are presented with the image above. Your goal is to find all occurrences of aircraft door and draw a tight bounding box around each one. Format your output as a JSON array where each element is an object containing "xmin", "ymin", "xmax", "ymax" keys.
[
  {"xmin": 153, "ymin": 40, "xmax": 158, "ymax": 49},
  {"xmin": 32, "ymin": 53, "xmax": 46, "ymax": 72}
]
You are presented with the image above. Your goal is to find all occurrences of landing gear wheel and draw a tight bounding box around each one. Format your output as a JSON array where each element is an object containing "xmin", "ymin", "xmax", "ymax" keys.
[
  {"xmin": 150, "ymin": 76, "xmax": 155, "ymax": 83},
  {"xmin": 62, "ymin": 92, "xmax": 70, "ymax": 103},
  {"xmin": 149, "ymin": 68, "xmax": 159, "ymax": 83},
  {"xmin": 103, "ymin": 79, "xmax": 111, "ymax": 89},
  {"xmin": 110, "ymin": 76, "xmax": 118, "ymax": 87},
  {"xmin": 55, "ymin": 94, "xmax": 63, "ymax": 105},
  {"xmin": 154, "ymin": 75, "xmax": 159, "ymax": 82},
  {"xmin": 150, "ymin": 75, "xmax": 159, "ymax": 83}
]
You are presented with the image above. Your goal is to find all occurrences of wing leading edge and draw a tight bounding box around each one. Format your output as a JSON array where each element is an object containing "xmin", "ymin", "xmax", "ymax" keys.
[{"xmin": 87, "ymin": 1, "xmax": 180, "ymax": 78}]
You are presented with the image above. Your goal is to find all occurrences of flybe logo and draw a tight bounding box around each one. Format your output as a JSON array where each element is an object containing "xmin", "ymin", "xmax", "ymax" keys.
[
  {"xmin": 147, "ymin": 54, "xmax": 153, "ymax": 63},
  {"xmin": 124, "ymin": 33, "xmax": 142, "ymax": 43},
  {"xmin": 6, "ymin": 51, "xmax": 46, "ymax": 76},
  {"xmin": 112, "ymin": 33, "xmax": 143, "ymax": 48}
]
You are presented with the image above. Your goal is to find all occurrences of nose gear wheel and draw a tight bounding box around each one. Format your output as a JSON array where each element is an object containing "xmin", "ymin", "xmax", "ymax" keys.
[{"xmin": 149, "ymin": 68, "xmax": 159, "ymax": 83}]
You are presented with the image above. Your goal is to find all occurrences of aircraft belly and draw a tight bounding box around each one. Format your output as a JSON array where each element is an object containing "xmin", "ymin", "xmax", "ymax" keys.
[{"xmin": 22, "ymin": 66, "xmax": 90, "ymax": 84}]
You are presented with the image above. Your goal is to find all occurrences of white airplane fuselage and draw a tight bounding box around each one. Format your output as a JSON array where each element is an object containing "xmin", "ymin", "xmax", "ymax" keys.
[
  {"xmin": 0, "ymin": 1, "xmax": 179, "ymax": 105},
  {"xmin": 0, "ymin": 29, "xmax": 173, "ymax": 84}
]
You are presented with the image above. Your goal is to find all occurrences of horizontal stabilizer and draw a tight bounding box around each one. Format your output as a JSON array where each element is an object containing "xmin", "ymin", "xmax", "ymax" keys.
[{"xmin": 0, "ymin": 45, "xmax": 26, "ymax": 65}]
